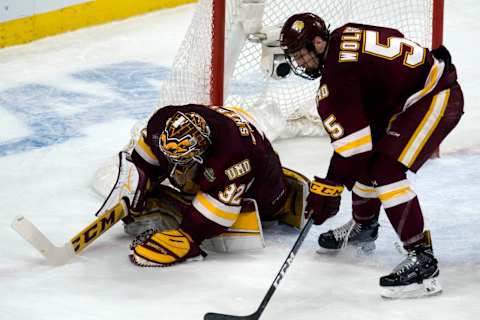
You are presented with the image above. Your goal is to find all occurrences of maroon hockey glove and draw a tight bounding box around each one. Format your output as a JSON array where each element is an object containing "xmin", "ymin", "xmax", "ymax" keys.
[{"xmin": 306, "ymin": 177, "xmax": 344, "ymax": 225}]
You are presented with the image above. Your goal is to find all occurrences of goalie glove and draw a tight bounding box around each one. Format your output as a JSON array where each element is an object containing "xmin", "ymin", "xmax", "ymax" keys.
[
  {"xmin": 96, "ymin": 151, "xmax": 150, "ymax": 218},
  {"xmin": 306, "ymin": 177, "xmax": 344, "ymax": 225},
  {"xmin": 129, "ymin": 228, "xmax": 207, "ymax": 267}
]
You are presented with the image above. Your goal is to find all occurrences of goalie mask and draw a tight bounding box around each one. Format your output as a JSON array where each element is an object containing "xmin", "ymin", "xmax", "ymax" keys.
[
  {"xmin": 159, "ymin": 111, "xmax": 212, "ymax": 167},
  {"xmin": 280, "ymin": 13, "xmax": 330, "ymax": 80}
]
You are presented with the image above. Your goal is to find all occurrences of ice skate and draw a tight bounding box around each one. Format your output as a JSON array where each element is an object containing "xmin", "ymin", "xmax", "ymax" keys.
[
  {"xmin": 317, "ymin": 219, "xmax": 379, "ymax": 253},
  {"xmin": 380, "ymin": 230, "xmax": 442, "ymax": 299}
]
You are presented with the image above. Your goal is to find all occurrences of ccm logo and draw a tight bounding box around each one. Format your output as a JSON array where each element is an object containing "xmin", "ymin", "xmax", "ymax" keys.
[
  {"xmin": 71, "ymin": 209, "xmax": 121, "ymax": 252},
  {"xmin": 273, "ymin": 252, "xmax": 296, "ymax": 288}
]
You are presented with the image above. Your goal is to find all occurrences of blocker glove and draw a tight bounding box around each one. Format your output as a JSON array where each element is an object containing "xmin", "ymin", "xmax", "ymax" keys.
[{"xmin": 306, "ymin": 177, "xmax": 344, "ymax": 225}]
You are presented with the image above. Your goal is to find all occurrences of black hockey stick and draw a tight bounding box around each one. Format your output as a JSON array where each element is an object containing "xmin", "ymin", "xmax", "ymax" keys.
[{"xmin": 204, "ymin": 216, "xmax": 314, "ymax": 320}]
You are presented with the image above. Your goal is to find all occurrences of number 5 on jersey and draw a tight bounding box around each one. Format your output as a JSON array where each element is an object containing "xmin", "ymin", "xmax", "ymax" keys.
[{"xmin": 323, "ymin": 114, "xmax": 344, "ymax": 139}]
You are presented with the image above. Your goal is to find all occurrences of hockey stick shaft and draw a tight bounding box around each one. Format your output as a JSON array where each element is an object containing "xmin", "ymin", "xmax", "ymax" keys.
[
  {"xmin": 204, "ymin": 216, "xmax": 314, "ymax": 320},
  {"xmin": 69, "ymin": 202, "xmax": 126, "ymax": 254}
]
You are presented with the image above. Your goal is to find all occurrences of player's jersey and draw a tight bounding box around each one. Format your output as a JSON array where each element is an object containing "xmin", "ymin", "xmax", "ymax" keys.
[
  {"xmin": 132, "ymin": 104, "xmax": 286, "ymax": 240},
  {"xmin": 317, "ymin": 23, "xmax": 458, "ymax": 184}
]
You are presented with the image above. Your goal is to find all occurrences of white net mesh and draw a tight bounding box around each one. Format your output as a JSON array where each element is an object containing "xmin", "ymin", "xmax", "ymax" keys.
[{"xmin": 155, "ymin": 0, "xmax": 435, "ymax": 141}]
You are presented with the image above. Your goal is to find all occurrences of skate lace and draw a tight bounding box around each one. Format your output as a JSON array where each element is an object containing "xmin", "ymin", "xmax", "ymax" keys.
[
  {"xmin": 331, "ymin": 220, "xmax": 361, "ymax": 249},
  {"xmin": 393, "ymin": 251, "xmax": 418, "ymax": 275}
]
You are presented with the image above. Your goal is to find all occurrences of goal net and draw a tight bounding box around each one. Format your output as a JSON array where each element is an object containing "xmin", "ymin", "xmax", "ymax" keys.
[{"xmin": 152, "ymin": 0, "xmax": 443, "ymax": 141}]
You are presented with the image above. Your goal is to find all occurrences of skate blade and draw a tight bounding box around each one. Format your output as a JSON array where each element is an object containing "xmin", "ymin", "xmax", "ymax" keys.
[
  {"xmin": 316, "ymin": 241, "xmax": 376, "ymax": 255},
  {"xmin": 381, "ymin": 277, "xmax": 442, "ymax": 299},
  {"xmin": 316, "ymin": 247, "xmax": 341, "ymax": 254}
]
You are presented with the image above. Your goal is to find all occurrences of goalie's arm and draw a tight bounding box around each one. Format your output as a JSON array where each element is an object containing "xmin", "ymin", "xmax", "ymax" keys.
[
  {"xmin": 131, "ymin": 127, "xmax": 170, "ymax": 178},
  {"xmin": 316, "ymin": 75, "xmax": 373, "ymax": 188}
]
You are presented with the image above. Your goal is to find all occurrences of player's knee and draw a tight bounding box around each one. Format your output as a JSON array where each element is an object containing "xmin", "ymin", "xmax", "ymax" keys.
[{"xmin": 368, "ymin": 153, "xmax": 407, "ymax": 185}]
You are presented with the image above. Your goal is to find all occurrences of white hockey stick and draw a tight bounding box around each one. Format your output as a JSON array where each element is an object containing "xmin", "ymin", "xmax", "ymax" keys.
[
  {"xmin": 11, "ymin": 152, "xmax": 131, "ymax": 265},
  {"xmin": 12, "ymin": 215, "xmax": 75, "ymax": 265},
  {"xmin": 11, "ymin": 202, "xmax": 126, "ymax": 265}
]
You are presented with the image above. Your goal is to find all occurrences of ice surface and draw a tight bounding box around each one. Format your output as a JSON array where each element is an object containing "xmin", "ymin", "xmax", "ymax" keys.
[{"xmin": 0, "ymin": 2, "xmax": 479, "ymax": 320}]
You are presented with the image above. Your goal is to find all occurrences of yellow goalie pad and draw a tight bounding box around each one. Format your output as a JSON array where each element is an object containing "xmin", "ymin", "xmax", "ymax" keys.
[{"xmin": 201, "ymin": 198, "xmax": 264, "ymax": 253}]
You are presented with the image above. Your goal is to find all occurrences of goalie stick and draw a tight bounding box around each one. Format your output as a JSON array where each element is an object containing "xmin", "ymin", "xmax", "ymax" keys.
[
  {"xmin": 11, "ymin": 152, "xmax": 130, "ymax": 265},
  {"xmin": 11, "ymin": 201, "xmax": 126, "ymax": 265},
  {"xmin": 204, "ymin": 216, "xmax": 314, "ymax": 320}
]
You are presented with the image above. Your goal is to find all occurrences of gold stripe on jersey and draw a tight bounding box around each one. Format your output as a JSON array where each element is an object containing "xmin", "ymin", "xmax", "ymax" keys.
[
  {"xmin": 352, "ymin": 182, "xmax": 377, "ymax": 198},
  {"xmin": 402, "ymin": 57, "xmax": 445, "ymax": 112},
  {"xmin": 134, "ymin": 136, "xmax": 160, "ymax": 166},
  {"xmin": 193, "ymin": 191, "xmax": 241, "ymax": 227},
  {"xmin": 226, "ymin": 105, "xmax": 257, "ymax": 126},
  {"xmin": 332, "ymin": 126, "xmax": 372, "ymax": 157},
  {"xmin": 399, "ymin": 89, "xmax": 450, "ymax": 168},
  {"xmin": 376, "ymin": 180, "xmax": 416, "ymax": 209}
]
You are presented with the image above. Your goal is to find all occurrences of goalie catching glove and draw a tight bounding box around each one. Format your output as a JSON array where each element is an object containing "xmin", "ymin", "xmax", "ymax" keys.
[
  {"xmin": 306, "ymin": 177, "xmax": 344, "ymax": 225},
  {"xmin": 129, "ymin": 228, "xmax": 207, "ymax": 267}
]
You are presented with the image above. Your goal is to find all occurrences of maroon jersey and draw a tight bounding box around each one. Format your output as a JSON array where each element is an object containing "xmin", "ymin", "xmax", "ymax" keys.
[
  {"xmin": 317, "ymin": 23, "xmax": 460, "ymax": 186},
  {"xmin": 132, "ymin": 104, "xmax": 286, "ymax": 242}
]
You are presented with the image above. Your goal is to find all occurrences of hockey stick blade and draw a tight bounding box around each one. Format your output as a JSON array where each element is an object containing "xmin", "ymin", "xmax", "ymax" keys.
[
  {"xmin": 12, "ymin": 215, "xmax": 75, "ymax": 265},
  {"xmin": 11, "ymin": 202, "xmax": 125, "ymax": 265},
  {"xmin": 12, "ymin": 153, "xmax": 128, "ymax": 265}
]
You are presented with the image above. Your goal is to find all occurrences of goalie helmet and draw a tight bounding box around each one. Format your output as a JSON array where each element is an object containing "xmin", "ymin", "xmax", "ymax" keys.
[
  {"xmin": 159, "ymin": 111, "xmax": 211, "ymax": 167},
  {"xmin": 280, "ymin": 12, "xmax": 330, "ymax": 79}
]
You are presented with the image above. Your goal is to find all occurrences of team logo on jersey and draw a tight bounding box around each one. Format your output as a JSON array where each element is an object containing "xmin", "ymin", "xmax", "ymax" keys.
[
  {"xmin": 203, "ymin": 167, "xmax": 216, "ymax": 182},
  {"xmin": 292, "ymin": 20, "xmax": 305, "ymax": 33},
  {"xmin": 225, "ymin": 159, "xmax": 251, "ymax": 181}
]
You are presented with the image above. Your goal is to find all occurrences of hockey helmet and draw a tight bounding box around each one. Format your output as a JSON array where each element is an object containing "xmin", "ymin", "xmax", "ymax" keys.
[
  {"xmin": 280, "ymin": 13, "xmax": 329, "ymax": 79},
  {"xmin": 159, "ymin": 111, "xmax": 211, "ymax": 166}
]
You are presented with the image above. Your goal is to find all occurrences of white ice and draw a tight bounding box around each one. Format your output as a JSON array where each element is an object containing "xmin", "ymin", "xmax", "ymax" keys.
[{"xmin": 0, "ymin": 2, "xmax": 479, "ymax": 320}]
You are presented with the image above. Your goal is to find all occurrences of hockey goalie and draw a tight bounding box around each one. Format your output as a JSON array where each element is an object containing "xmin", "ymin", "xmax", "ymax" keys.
[{"xmin": 100, "ymin": 104, "xmax": 309, "ymax": 267}]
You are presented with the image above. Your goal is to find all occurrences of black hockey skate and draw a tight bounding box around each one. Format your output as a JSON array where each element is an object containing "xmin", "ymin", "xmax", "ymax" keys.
[
  {"xmin": 317, "ymin": 219, "xmax": 379, "ymax": 253},
  {"xmin": 380, "ymin": 230, "xmax": 442, "ymax": 299}
]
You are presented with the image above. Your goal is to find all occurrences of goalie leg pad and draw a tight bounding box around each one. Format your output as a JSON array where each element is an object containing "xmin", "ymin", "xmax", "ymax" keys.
[
  {"xmin": 278, "ymin": 167, "xmax": 310, "ymax": 229},
  {"xmin": 201, "ymin": 199, "xmax": 265, "ymax": 253},
  {"xmin": 129, "ymin": 228, "xmax": 206, "ymax": 267}
]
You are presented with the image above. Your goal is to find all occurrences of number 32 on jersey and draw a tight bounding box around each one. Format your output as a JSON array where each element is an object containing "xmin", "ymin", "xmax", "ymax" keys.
[{"xmin": 218, "ymin": 183, "xmax": 245, "ymax": 205}]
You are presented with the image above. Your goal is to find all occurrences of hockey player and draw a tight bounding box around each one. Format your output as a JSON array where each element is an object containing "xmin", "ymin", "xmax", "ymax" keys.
[
  {"xmin": 104, "ymin": 104, "xmax": 309, "ymax": 267},
  {"xmin": 280, "ymin": 13, "xmax": 464, "ymax": 298}
]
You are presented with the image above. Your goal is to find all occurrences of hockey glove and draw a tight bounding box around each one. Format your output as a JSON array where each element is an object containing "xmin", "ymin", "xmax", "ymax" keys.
[
  {"xmin": 306, "ymin": 177, "xmax": 344, "ymax": 225},
  {"xmin": 129, "ymin": 228, "xmax": 207, "ymax": 267}
]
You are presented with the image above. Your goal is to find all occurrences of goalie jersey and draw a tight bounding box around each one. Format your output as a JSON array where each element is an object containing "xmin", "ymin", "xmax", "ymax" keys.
[
  {"xmin": 131, "ymin": 104, "xmax": 287, "ymax": 243},
  {"xmin": 317, "ymin": 23, "xmax": 462, "ymax": 186}
]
